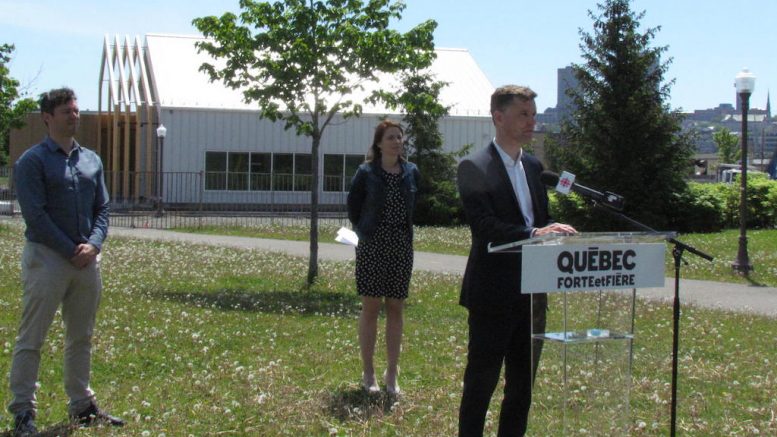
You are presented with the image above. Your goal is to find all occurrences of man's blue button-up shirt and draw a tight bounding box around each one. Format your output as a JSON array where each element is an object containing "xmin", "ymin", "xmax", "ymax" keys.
[{"xmin": 14, "ymin": 137, "xmax": 110, "ymax": 259}]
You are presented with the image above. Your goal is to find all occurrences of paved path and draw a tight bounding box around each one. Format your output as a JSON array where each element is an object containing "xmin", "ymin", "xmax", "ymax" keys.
[{"xmin": 110, "ymin": 227, "xmax": 777, "ymax": 318}]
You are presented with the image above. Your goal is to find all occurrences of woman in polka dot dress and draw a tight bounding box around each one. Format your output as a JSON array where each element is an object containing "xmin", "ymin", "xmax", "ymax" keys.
[{"xmin": 347, "ymin": 120, "xmax": 420, "ymax": 396}]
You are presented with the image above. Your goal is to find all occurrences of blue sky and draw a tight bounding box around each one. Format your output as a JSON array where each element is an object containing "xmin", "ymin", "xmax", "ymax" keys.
[{"xmin": 1, "ymin": 0, "xmax": 775, "ymax": 113}]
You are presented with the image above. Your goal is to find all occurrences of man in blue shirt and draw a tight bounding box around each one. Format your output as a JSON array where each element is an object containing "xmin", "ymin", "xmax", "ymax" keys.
[{"xmin": 9, "ymin": 88, "xmax": 123, "ymax": 436}]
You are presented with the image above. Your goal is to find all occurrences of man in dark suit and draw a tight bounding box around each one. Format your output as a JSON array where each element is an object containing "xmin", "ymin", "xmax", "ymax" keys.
[{"xmin": 457, "ymin": 85, "xmax": 576, "ymax": 437}]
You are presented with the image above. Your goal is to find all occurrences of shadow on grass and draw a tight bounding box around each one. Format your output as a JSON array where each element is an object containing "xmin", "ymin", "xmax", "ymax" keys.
[
  {"xmin": 325, "ymin": 387, "xmax": 400, "ymax": 422},
  {"xmin": 152, "ymin": 288, "xmax": 362, "ymax": 317},
  {"xmin": 743, "ymin": 274, "xmax": 766, "ymax": 287},
  {"xmin": 0, "ymin": 422, "xmax": 74, "ymax": 437}
]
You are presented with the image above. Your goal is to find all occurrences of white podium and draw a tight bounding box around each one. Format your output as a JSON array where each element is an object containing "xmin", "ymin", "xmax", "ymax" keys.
[{"xmin": 489, "ymin": 232, "xmax": 673, "ymax": 436}]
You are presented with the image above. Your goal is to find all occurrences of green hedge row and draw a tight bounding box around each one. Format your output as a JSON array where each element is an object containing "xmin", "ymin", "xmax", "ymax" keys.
[{"xmin": 549, "ymin": 174, "xmax": 777, "ymax": 233}]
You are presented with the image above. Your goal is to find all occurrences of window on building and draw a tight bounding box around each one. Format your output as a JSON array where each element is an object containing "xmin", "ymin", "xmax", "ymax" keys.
[
  {"xmin": 294, "ymin": 153, "xmax": 312, "ymax": 192},
  {"xmin": 205, "ymin": 152, "xmax": 227, "ymax": 190},
  {"xmin": 344, "ymin": 154, "xmax": 364, "ymax": 191},
  {"xmin": 228, "ymin": 152, "xmax": 249, "ymax": 191},
  {"xmin": 323, "ymin": 154, "xmax": 364, "ymax": 192},
  {"xmin": 323, "ymin": 154, "xmax": 344, "ymax": 192},
  {"xmin": 250, "ymin": 153, "xmax": 271, "ymax": 191},
  {"xmin": 205, "ymin": 151, "xmax": 356, "ymax": 192},
  {"xmin": 273, "ymin": 153, "xmax": 293, "ymax": 191}
]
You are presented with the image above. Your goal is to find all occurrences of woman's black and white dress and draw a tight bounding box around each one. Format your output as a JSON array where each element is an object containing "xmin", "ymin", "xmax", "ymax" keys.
[{"xmin": 355, "ymin": 169, "xmax": 414, "ymax": 299}]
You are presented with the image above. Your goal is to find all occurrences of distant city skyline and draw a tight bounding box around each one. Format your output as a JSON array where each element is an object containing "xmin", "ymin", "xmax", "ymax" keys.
[{"xmin": 1, "ymin": 0, "xmax": 775, "ymax": 113}]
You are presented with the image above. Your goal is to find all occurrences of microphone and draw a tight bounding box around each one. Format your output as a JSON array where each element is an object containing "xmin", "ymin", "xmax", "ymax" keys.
[{"xmin": 540, "ymin": 170, "xmax": 625, "ymax": 211}]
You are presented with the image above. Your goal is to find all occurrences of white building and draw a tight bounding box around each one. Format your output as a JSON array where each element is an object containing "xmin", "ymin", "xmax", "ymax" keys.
[{"xmin": 99, "ymin": 34, "xmax": 495, "ymax": 208}]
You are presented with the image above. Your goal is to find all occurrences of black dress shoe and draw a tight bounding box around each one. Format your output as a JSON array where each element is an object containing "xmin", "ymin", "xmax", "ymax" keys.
[
  {"xmin": 13, "ymin": 410, "xmax": 37, "ymax": 436},
  {"xmin": 70, "ymin": 402, "xmax": 125, "ymax": 427}
]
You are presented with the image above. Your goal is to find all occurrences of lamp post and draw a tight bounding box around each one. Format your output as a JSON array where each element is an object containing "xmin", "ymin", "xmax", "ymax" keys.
[
  {"xmin": 156, "ymin": 124, "xmax": 167, "ymax": 217},
  {"xmin": 732, "ymin": 69, "xmax": 755, "ymax": 273}
]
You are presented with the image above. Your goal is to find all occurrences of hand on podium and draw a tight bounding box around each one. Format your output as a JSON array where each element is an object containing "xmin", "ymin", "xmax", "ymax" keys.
[{"xmin": 534, "ymin": 222, "xmax": 577, "ymax": 237}]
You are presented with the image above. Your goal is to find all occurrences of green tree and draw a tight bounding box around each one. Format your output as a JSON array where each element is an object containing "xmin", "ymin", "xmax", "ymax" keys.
[
  {"xmin": 193, "ymin": 0, "xmax": 436, "ymax": 285},
  {"xmin": 1, "ymin": 44, "xmax": 36, "ymax": 166},
  {"xmin": 713, "ymin": 127, "xmax": 740, "ymax": 164},
  {"xmin": 377, "ymin": 70, "xmax": 466, "ymax": 225},
  {"xmin": 552, "ymin": 0, "xmax": 695, "ymax": 230}
]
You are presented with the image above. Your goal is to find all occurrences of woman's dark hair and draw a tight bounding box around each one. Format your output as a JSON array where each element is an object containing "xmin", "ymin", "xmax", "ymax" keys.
[{"xmin": 366, "ymin": 120, "xmax": 404, "ymax": 162}]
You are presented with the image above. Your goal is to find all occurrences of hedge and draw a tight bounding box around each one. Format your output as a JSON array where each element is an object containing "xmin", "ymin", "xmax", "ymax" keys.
[{"xmin": 548, "ymin": 175, "xmax": 777, "ymax": 233}]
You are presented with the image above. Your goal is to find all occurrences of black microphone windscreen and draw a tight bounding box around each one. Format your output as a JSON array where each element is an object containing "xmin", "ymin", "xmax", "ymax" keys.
[{"xmin": 540, "ymin": 171, "xmax": 560, "ymax": 187}]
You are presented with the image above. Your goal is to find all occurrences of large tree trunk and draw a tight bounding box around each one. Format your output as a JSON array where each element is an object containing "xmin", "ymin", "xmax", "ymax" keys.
[{"xmin": 307, "ymin": 133, "xmax": 320, "ymax": 286}]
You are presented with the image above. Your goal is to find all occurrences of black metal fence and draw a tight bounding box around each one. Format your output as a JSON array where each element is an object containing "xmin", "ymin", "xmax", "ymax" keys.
[{"xmin": 0, "ymin": 167, "xmax": 350, "ymax": 229}]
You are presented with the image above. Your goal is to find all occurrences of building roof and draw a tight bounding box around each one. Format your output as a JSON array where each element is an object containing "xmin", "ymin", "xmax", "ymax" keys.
[
  {"xmin": 145, "ymin": 33, "xmax": 493, "ymax": 117},
  {"xmin": 726, "ymin": 114, "xmax": 768, "ymax": 123}
]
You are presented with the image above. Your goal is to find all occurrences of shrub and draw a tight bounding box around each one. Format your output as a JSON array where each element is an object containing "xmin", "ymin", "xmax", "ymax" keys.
[
  {"xmin": 746, "ymin": 174, "xmax": 777, "ymax": 228},
  {"xmin": 548, "ymin": 192, "xmax": 596, "ymax": 230},
  {"xmin": 415, "ymin": 178, "xmax": 463, "ymax": 226},
  {"xmin": 549, "ymin": 177, "xmax": 777, "ymax": 233},
  {"xmin": 668, "ymin": 183, "xmax": 725, "ymax": 232}
]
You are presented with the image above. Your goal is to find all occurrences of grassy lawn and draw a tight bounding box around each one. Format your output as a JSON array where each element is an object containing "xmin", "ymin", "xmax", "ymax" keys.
[
  {"xmin": 174, "ymin": 224, "xmax": 470, "ymax": 256},
  {"xmin": 0, "ymin": 221, "xmax": 775, "ymax": 436},
  {"xmin": 176, "ymin": 224, "xmax": 777, "ymax": 287}
]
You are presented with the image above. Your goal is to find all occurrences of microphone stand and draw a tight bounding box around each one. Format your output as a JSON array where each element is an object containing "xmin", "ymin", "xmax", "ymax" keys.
[{"xmin": 588, "ymin": 201, "xmax": 713, "ymax": 437}]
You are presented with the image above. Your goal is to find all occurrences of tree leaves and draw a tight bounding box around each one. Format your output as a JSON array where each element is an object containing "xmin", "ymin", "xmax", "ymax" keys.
[
  {"xmin": 1, "ymin": 43, "xmax": 37, "ymax": 166},
  {"xmin": 713, "ymin": 128, "xmax": 740, "ymax": 164},
  {"xmin": 554, "ymin": 0, "xmax": 695, "ymax": 230},
  {"xmin": 192, "ymin": 1, "xmax": 437, "ymax": 283}
]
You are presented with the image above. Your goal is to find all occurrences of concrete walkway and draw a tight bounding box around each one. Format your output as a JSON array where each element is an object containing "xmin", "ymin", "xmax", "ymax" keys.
[{"xmin": 110, "ymin": 227, "xmax": 777, "ymax": 318}]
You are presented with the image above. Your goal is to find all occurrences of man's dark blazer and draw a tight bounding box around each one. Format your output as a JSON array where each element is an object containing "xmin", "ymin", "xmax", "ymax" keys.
[{"xmin": 457, "ymin": 142, "xmax": 552, "ymax": 314}]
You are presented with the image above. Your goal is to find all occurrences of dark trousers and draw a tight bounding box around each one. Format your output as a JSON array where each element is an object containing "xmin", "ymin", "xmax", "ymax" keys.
[{"xmin": 458, "ymin": 301, "xmax": 545, "ymax": 437}]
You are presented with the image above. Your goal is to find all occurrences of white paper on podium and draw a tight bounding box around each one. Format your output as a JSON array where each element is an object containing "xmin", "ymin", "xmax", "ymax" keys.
[{"xmin": 335, "ymin": 227, "xmax": 359, "ymax": 246}]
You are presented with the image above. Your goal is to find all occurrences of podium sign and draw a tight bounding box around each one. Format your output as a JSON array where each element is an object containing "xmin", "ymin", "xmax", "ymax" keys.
[
  {"xmin": 521, "ymin": 242, "xmax": 665, "ymax": 293},
  {"xmin": 488, "ymin": 232, "xmax": 674, "ymax": 436}
]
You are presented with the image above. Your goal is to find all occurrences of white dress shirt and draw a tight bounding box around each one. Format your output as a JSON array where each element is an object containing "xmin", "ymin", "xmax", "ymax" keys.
[{"xmin": 494, "ymin": 140, "xmax": 535, "ymax": 230}]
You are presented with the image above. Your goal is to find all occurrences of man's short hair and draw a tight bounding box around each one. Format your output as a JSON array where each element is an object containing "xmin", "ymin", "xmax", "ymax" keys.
[
  {"xmin": 490, "ymin": 85, "xmax": 537, "ymax": 114},
  {"xmin": 39, "ymin": 88, "xmax": 76, "ymax": 115}
]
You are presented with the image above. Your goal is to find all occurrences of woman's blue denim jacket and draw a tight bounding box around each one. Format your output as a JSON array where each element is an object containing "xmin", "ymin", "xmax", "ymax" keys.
[{"xmin": 346, "ymin": 159, "xmax": 420, "ymax": 243}]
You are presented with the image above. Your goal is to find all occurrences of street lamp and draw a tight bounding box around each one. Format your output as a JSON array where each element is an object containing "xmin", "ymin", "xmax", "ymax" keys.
[
  {"xmin": 156, "ymin": 124, "xmax": 167, "ymax": 217},
  {"xmin": 732, "ymin": 69, "xmax": 755, "ymax": 273}
]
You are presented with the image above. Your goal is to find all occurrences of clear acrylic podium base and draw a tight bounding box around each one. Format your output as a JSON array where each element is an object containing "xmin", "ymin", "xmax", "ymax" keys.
[
  {"xmin": 490, "ymin": 231, "xmax": 670, "ymax": 436},
  {"xmin": 529, "ymin": 289, "xmax": 636, "ymax": 436}
]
